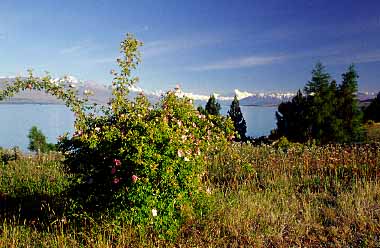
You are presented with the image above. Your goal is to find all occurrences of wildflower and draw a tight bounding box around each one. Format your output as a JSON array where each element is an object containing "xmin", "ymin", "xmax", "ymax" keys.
[
  {"xmin": 94, "ymin": 127, "xmax": 100, "ymax": 132},
  {"xmin": 181, "ymin": 135, "xmax": 187, "ymax": 141},
  {"xmin": 113, "ymin": 178, "xmax": 120, "ymax": 184},
  {"xmin": 206, "ymin": 187, "xmax": 212, "ymax": 195},
  {"xmin": 177, "ymin": 149, "xmax": 184, "ymax": 157},
  {"xmin": 61, "ymin": 217, "xmax": 67, "ymax": 224},
  {"xmin": 198, "ymin": 114, "xmax": 205, "ymax": 120},
  {"xmin": 111, "ymin": 167, "xmax": 116, "ymax": 174},
  {"xmin": 113, "ymin": 159, "xmax": 121, "ymax": 167},
  {"xmin": 177, "ymin": 120, "xmax": 182, "ymax": 127},
  {"xmin": 184, "ymin": 157, "xmax": 190, "ymax": 162},
  {"xmin": 152, "ymin": 208, "xmax": 158, "ymax": 217},
  {"xmin": 195, "ymin": 147, "xmax": 201, "ymax": 156},
  {"xmin": 72, "ymin": 130, "xmax": 82, "ymax": 138},
  {"xmin": 192, "ymin": 122, "xmax": 197, "ymax": 128},
  {"xmin": 132, "ymin": 175, "xmax": 138, "ymax": 183}
]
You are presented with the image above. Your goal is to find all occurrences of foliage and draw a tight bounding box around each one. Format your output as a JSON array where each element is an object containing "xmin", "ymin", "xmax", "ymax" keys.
[
  {"xmin": 276, "ymin": 63, "xmax": 363, "ymax": 144},
  {"xmin": 276, "ymin": 90, "xmax": 309, "ymax": 142},
  {"xmin": 0, "ymin": 34, "xmax": 234, "ymax": 238},
  {"xmin": 228, "ymin": 95, "xmax": 247, "ymax": 141},
  {"xmin": 336, "ymin": 65, "xmax": 363, "ymax": 142},
  {"xmin": 27, "ymin": 126, "xmax": 56, "ymax": 153},
  {"xmin": 205, "ymin": 94, "xmax": 221, "ymax": 116},
  {"xmin": 364, "ymin": 91, "xmax": 380, "ymax": 122},
  {"xmin": 1, "ymin": 142, "xmax": 380, "ymax": 246},
  {"xmin": 0, "ymin": 147, "xmax": 21, "ymax": 163}
]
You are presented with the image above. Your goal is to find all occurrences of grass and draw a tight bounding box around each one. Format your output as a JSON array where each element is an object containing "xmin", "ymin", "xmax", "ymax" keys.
[
  {"xmin": 364, "ymin": 122, "xmax": 380, "ymax": 142},
  {"xmin": 0, "ymin": 144, "xmax": 380, "ymax": 247}
]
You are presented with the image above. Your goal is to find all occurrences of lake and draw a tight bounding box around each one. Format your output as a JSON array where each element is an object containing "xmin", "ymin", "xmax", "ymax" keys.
[{"xmin": 0, "ymin": 104, "xmax": 278, "ymax": 151}]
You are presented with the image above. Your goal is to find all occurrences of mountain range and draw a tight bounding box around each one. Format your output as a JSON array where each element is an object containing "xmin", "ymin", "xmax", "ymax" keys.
[{"xmin": 0, "ymin": 77, "xmax": 377, "ymax": 107}]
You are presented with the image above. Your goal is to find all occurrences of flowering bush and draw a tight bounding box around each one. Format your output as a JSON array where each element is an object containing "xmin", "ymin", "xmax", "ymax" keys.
[{"xmin": 0, "ymin": 34, "xmax": 234, "ymax": 237}]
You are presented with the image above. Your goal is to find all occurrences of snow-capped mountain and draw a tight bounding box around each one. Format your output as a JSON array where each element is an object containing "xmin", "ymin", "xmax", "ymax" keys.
[{"xmin": 0, "ymin": 76, "xmax": 378, "ymax": 106}]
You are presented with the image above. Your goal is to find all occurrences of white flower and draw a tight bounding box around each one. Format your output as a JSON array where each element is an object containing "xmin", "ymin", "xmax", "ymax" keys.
[
  {"xmin": 184, "ymin": 157, "xmax": 190, "ymax": 162},
  {"xmin": 95, "ymin": 127, "xmax": 100, "ymax": 132},
  {"xmin": 206, "ymin": 187, "xmax": 212, "ymax": 195},
  {"xmin": 152, "ymin": 208, "xmax": 157, "ymax": 217}
]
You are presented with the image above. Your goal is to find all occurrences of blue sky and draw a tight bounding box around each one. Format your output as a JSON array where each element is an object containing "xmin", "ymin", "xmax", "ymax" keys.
[{"xmin": 0, "ymin": 0, "xmax": 379, "ymax": 96}]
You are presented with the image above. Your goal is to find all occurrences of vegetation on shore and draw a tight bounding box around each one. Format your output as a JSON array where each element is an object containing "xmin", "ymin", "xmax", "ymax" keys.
[
  {"xmin": 0, "ymin": 142, "xmax": 379, "ymax": 247},
  {"xmin": 0, "ymin": 33, "xmax": 379, "ymax": 247}
]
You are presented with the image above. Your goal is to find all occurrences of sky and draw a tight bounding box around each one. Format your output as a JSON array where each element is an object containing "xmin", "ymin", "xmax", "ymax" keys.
[{"xmin": 0, "ymin": 0, "xmax": 380, "ymax": 97}]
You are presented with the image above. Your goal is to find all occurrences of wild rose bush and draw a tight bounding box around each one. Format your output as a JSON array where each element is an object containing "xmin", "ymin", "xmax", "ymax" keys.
[{"xmin": 0, "ymin": 34, "xmax": 234, "ymax": 237}]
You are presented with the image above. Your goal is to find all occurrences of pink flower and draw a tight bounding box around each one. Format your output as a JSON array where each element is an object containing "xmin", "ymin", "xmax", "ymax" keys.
[
  {"xmin": 113, "ymin": 178, "xmax": 120, "ymax": 184},
  {"xmin": 113, "ymin": 159, "xmax": 121, "ymax": 167},
  {"xmin": 111, "ymin": 167, "xmax": 116, "ymax": 174},
  {"xmin": 132, "ymin": 175, "xmax": 139, "ymax": 183},
  {"xmin": 72, "ymin": 130, "xmax": 82, "ymax": 138},
  {"xmin": 177, "ymin": 149, "xmax": 184, "ymax": 158}
]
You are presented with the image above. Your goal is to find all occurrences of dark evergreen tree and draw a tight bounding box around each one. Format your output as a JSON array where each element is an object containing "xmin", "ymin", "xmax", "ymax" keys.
[
  {"xmin": 276, "ymin": 90, "xmax": 310, "ymax": 142},
  {"xmin": 364, "ymin": 92, "xmax": 380, "ymax": 122},
  {"xmin": 228, "ymin": 95, "xmax": 247, "ymax": 141},
  {"xmin": 197, "ymin": 106, "xmax": 207, "ymax": 115},
  {"xmin": 304, "ymin": 62, "xmax": 336, "ymax": 143},
  {"xmin": 205, "ymin": 94, "xmax": 221, "ymax": 116},
  {"xmin": 336, "ymin": 65, "xmax": 363, "ymax": 141},
  {"xmin": 275, "ymin": 62, "xmax": 364, "ymax": 144}
]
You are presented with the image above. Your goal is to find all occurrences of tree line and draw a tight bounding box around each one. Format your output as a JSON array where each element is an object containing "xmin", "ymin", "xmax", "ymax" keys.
[{"xmin": 198, "ymin": 62, "xmax": 380, "ymax": 144}]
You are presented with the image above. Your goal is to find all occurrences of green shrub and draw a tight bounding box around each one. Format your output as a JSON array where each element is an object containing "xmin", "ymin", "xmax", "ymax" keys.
[{"xmin": 0, "ymin": 34, "xmax": 234, "ymax": 238}]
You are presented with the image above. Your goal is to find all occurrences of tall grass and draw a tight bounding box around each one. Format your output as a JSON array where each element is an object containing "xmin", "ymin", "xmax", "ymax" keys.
[{"xmin": 0, "ymin": 144, "xmax": 379, "ymax": 247}]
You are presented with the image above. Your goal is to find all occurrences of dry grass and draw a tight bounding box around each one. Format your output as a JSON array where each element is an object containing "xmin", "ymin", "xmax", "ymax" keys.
[{"xmin": 0, "ymin": 143, "xmax": 380, "ymax": 247}]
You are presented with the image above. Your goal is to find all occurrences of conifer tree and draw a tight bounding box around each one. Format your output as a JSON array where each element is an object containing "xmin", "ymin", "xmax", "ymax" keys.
[
  {"xmin": 304, "ymin": 62, "xmax": 336, "ymax": 143},
  {"xmin": 228, "ymin": 95, "xmax": 247, "ymax": 141},
  {"xmin": 336, "ymin": 64, "xmax": 363, "ymax": 141},
  {"xmin": 276, "ymin": 90, "xmax": 310, "ymax": 142},
  {"xmin": 205, "ymin": 94, "xmax": 221, "ymax": 116},
  {"xmin": 364, "ymin": 92, "xmax": 380, "ymax": 122}
]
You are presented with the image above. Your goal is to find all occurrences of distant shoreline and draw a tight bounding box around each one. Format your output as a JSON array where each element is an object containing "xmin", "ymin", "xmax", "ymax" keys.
[
  {"xmin": 0, "ymin": 101, "xmax": 280, "ymax": 107},
  {"xmin": 0, "ymin": 101, "xmax": 64, "ymax": 105}
]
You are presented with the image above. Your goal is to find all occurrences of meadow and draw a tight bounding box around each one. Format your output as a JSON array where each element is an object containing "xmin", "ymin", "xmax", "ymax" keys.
[{"xmin": 0, "ymin": 141, "xmax": 379, "ymax": 247}]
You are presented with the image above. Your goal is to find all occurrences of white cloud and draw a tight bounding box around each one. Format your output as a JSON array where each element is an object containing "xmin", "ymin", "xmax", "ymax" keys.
[
  {"xmin": 142, "ymin": 34, "xmax": 223, "ymax": 58},
  {"xmin": 189, "ymin": 55, "xmax": 287, "ymax": 71}
]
